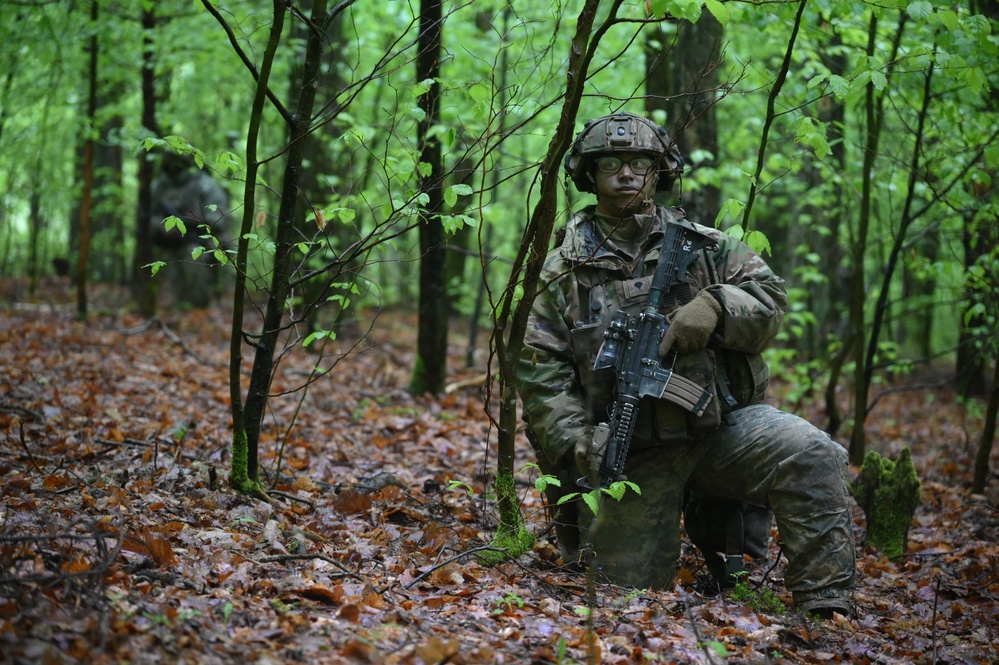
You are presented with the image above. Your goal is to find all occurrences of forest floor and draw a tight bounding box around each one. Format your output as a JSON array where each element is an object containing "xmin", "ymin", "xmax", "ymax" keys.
[{"xmin": 1, "ymin": 278, "xmax": 997, "ymax": 665}]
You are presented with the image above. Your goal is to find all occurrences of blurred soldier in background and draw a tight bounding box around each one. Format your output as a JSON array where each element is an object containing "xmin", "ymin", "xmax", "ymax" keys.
[{"xmin": 150, "ymin": 152, "xmax": 234, "ymax": 308}]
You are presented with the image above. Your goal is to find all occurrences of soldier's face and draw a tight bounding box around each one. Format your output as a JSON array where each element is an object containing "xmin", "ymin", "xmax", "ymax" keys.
[{"xmin": 591, "ymin": 152, "xmax": 658, "ymax": 216}]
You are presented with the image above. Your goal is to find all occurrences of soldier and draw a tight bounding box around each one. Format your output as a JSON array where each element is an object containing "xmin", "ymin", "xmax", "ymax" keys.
[
  {"xmin": 150, "ymin": 152, "xmax": 233, "ymax": 308},
  {"xmin": 517, "ymin": 112, "xmax": 856, "ymax": 619}
]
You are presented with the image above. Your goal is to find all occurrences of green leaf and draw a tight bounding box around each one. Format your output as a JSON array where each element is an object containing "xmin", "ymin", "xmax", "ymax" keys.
[
  {"xmin": 744, "ymin": 230, "xmax": 773, "ymax": 256},
  {"xmin": 581, "ymin": 491, "xmax": 600, "ymax": 515},
  {"xmin": 662, "ymin": 0, "xmax": 702, "ymax": 21},
  {"xmin": 164, "ymin": 216, "xmax": 187, "ymax": 236},
  {"xmin": 939, "ymin": 9, "xmax": 960, "ymax": 31},
  {"xmin": 794, "ymin": 116, "xmax": 831, "ymax": 160},
  {"xmin": 445, "ymin": 184, "xmax": 473, "ymax": 209},
  {"xmin": 723, "ymin": 224, "xmax": 745, "ymax": 241},
  {"xmin": 703, "ymin": 0, "xmax": 729, "ymax": 24},
  {"xmin": 413, "ymin": 78, "xmax": 435, "ymax": 97},
  {"xmin": 703, "ymin": 640, "xmax": 729, "ymax": 657},
  {"xmin": 191, "ymin": 246, "xmax": 204, "ymax": 261},
  {"xmin": 963, "ymin": 67, "xmax": 987, "ymax": 96},
  {"xmin": 715, "ymin": 199, "xmax": 746, "ymax": 228},
  {"xmin": 303, "ymin": 330, "xmax": 328, "ymax": 347},
  {"xmin": 828, "ymin": 75, "xmax": 850, "ymax": 99},
  {"xmin": 144, "ymin": 261, "xmax": 166, "ymax": 276},
  {"xmin": 469, "ymin": 83, "xmax": 491, "ymax": 102},
  {"xmin": 216, "ymin": 151, "xmax": 241, "ymax": 175},
  {"xmin": 648, "ymin": 0, "xmax": 669, "ymax": 16},
  {"xmin": 964, "ymin": 303, "xmax": 986, "ymax": 326},
  {"xmin": 603, "ymin": 483, "xmax": 626, "ymax": 501},
  {"xmin": 535, "ymin": 475, "xmax": 561, "ymax": 492},
  {"xmin": 443, "ymin": 214, "xmax": 476, "ymax": 235},
  {"xmin": 906, "ymin": 0, "xmax": 933, "ymax": 20},
  {"xmin": 557, "ymin": 492, "xmax": 580, "ymax": 505}
]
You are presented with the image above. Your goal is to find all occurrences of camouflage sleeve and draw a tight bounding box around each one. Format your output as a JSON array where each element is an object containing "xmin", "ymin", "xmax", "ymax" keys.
[
  {"xmin": 516, "ymin": 265, "xmax": 590, "ymax": 466},
  {"xmin": 703, "ymin": 233, "xmax": 788, "ymax": 355}
]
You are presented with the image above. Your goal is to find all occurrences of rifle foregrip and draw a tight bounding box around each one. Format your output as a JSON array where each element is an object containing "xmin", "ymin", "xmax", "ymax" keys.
[{"xmin": 606, "ymin": 395, "xmax": 638, "ymax": 476}]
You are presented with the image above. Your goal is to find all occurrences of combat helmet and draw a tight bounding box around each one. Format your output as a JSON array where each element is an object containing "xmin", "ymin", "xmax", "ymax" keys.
[{"xmin": 564, "ymin": 112, "xmax": 683, "ymax": 194}]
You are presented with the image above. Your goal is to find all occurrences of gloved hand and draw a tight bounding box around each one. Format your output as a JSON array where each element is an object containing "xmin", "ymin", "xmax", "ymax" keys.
[
  {"xmin": 659, "ymin": 291, "xmax": 722, "ymax": 356},
  {"xmin": 574, "ymin": 423, "xmax": 612, "ymax": 476}
]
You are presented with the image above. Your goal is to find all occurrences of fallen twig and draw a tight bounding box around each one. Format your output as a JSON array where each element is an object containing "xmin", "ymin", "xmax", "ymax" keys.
[
  {"xmin": 403, "ymin": 545, "xmax": 508, "ymax": 589},
  {"xmin": 17, "ymin": 420, "xmax": 45, "ymax": 475},
  {"xmin": 252, "ymin": 552, "xmax": 360, "ymax": 578},
  {"xmin": 0, "ymin": 402, "xmax": 44, "ymax": 422},
  {"xmin": 268, "ymin": 490, "xmax": 316, "ymax": 508},
  {"xmin": 931, "ymin": 576, "xmax": 941, "ymax": 665}
]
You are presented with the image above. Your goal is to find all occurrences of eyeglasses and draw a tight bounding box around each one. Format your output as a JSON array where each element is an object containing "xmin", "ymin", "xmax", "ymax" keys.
[{"xmin": 595, "ymin": 155, "xmax": 655, "ymax": 175}]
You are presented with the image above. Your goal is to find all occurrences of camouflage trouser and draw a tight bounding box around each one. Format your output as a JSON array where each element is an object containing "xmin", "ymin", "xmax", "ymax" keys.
[{"xmin": 573, "ymin": 404, "xmax": 856, "ymax": 600}]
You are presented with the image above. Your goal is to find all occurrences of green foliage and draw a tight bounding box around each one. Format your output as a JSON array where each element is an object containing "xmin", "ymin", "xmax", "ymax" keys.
[
  {"xmin": 522, "ymin": 461, "xmax": 561, "ymax": 494},
  {"xmin": 490, "ymin": 591, "xmax": 524, "ymax": 615},
  {"xmin": 699, "ymin": 641, "xmax": 729, "ymax": 658},
  {"xmin": 448, "ymin": 479, "xmax": 476, "ymax": 497},
  {"xmin": 557, "ymin": 480, "xmax": 641, "ymax": 517},
  {"xmin": 731, "ymin": 575, "xmax": 788, "ymax": 615}
]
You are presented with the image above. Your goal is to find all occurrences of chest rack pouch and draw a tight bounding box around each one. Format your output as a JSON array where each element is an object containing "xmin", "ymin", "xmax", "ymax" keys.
[
  {"xmin": 593, "ymin": 220, "xmax": 717, "ymax": 415},
  {"xmin": 583, "ymin": 221, "xmax": 718, "ymax": 488},
  {"xmin": 593, "ymin": 310, "xmax": 713, "ymax": 415}
]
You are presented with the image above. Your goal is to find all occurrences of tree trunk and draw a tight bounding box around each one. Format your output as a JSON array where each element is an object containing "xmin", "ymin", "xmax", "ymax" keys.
[
  {"xmin": 483, "ymin": 0, "xmax": 614, "ymax": 565},
  {"xmin": 465, "ymin": 2, "xmax": 513, "ymax": 368},
  {"xmin": 971, "ymin": 357, "xmax": 998, "ymax": 495},
  {"xmin": 646, "ymin": 14, "xmax": 722, "ymax": 221},
  {"xmin": 75, "ymin": 0, "xmax": 99, "ymax": 320},
  {"xmin": 225, "ymin": 0, "xmax": 287, "ymax": 496},
  {"xmin": 850, "ymin": 12, "xmax": 905, "ymax": 464},
  {"xmin": 289, "ymin": 5, "xmax": 355, "ymax": 337},
  {"xmin": 240, "ymin": 0, "xmax": 326, "ymax": 490},
  {"xmin": 134, "ymin": 5, "xmax": 159, "ymax": 317},
  {"xmin": 740, "ymin": 0, "xmax": 806, "ymax": 232},
  {"xmin": 849, "ymin": 448, "xmax": 921, "ymax": 561},
  {"xmin": 956, "ymin": 210, "xmax": 995, "ymax": 398},
  {"xmin": 410, "ymin": 0, "xmax": 448, "ymax": 396},
  {"xmin": 92, "ymin": 93, "xmax": 125, "ymax": 284}
]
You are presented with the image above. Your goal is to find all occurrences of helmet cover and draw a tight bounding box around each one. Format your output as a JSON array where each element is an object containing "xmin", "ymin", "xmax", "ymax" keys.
[{"xmin": 564, "ymin": 112, "xmax": 683, "ymax": 193}]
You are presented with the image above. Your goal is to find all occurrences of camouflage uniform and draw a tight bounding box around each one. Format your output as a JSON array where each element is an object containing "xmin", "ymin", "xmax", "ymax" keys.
[
  {"xmin": 150, "ymin": 161, "xmax": 234, "ymax": 307},
  {"xmin": 517, "ymin": 204, "xmax": 856, "ymax": 606}
]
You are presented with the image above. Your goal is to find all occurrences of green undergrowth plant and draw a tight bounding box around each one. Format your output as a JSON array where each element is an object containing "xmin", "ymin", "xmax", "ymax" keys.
[{"xmin": 731, "ymin": 574, "xmax": 787, "ymax": 615}]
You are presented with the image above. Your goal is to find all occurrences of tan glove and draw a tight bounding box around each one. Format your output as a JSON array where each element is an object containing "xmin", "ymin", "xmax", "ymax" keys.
[
  {"xmin": 574, "ymin": 423, "xmax": 612, "ymax": 476},
  {"xmin": 659, "ymin": 291, "xmax": 722, "ymax": 356}
]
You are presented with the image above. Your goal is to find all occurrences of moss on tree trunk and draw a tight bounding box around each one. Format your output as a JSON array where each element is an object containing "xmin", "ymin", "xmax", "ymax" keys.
[
  {"xmin": 229, "ymin": 428, "xmax": 268, "ymax": 500},
  {"xmin": 849, "ymin": 448, "xmax": 920, "ymax": 561},
  {"xmin": 477, "ymin": 467, "xmax": 535, "ymax": 566}
]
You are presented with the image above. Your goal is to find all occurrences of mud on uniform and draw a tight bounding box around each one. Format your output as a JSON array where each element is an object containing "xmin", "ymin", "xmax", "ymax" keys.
[{"xmin": 517, "ymin": 204, "xmax": 855, "ymax": 606}]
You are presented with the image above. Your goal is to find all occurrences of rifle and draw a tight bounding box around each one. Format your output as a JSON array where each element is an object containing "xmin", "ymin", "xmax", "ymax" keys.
[{"xmin": 579, "ymin": 220, "xmax": 717, "ymax": 490}]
